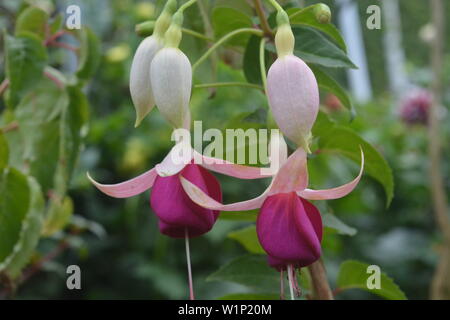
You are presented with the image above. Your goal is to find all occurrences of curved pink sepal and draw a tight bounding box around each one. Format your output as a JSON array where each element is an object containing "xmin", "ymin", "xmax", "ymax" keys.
[
  {"xmin": 87, "ymin": 168, "xmax": 157, "ymax": 198},
  {"xmin": 269, "ymin": 148, "xmax": 309, "ymax": 195},
  {"xmin": 193, "ymin": 150, "xmax": 272, "ymax": 179},
  {"xmin": 298, "ymin": 149, "xmax": 365, "ymax": 200},
  {"xmin": 180, "ymin": 176, "xmax": 269, "ymax": 211},
  {"xmin": 155, "ymin": 143, "xmax": 192, "ymax": 177}
]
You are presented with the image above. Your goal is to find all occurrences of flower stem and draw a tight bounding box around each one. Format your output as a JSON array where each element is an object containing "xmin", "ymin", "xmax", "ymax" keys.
[
  {"xmin": 182, "ymin": 28, "xmax": 213, "ymax": 42},
  {"xmin": 185, "ymin": 228, "xmax": 195, "ymax": 300},
  {"xmin": 177, "ymin": 0, "xmax": 198, "ymax": 14},
  {"xmin": 194, "ymin": 82, "xmax": 263, "ymax": 90},
  {"xmin": 280, "ymin": 270, "xmax": 285, "ymax": 300},
  {"xmin": 259, "ymin": 37, "xmax": 268, "ymax": 93},
  {"xmin": 265, "ymin": 0, "xmax": 284, "ymax": 13},
  {"xmin": 192, "ymin": 28, "xmax": 264, "ymax": 71},
  {"xmin": 287, "ymin": 264, "xmax": 295, "ymax": 300},
  {"xmin": 307, "ymin": 260, "xmax": 334, "ymax": 300}
]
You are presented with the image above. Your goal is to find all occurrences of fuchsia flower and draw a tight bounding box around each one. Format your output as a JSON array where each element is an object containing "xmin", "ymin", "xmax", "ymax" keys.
[
  {"xmin": 399, "ymin": 89, "xmax": 432, "ymax": 126},
  {"xmin": 88, "ymin": 146, "xmax": 267, "ymax": 238},
  {"xmin": 181, "ymin": 137, "xmax": 364, "ymax": 271}
]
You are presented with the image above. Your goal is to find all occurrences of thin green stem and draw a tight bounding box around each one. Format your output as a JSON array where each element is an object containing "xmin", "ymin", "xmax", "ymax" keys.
[
  {"xmin": 177, "ymin": 0, "xmax": 198, "ymax": 14},
  {"xmin": 192, "ymin": 28, "xmax": 264, "ymax": 71},
  {"xmin": 182, "ymin": 28, "xmax": 213, "ymax": 42},
  {"xmin": 265, "ymin": 0, "xmax": 283, "ymax": 12},
  {"xmin": 194, "ymin": 82, "xmax": 263, "ymax": 90},
  {"xmin": 259, "ymin": 37, "xmax": 268, "ymax": 93}
]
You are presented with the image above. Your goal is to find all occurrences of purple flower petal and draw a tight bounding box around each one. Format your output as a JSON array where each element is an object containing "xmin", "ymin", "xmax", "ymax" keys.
[
  {"xmin": 150, "ymin": 164, "xmax": 222, "ymax": 238},
  {"xmin": 257, "ymin": 193, "xmax": 322, "ymax": 269}
]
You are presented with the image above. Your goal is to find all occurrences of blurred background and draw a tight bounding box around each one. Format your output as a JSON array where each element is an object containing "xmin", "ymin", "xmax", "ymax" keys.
[{"xmin": 0, "ymin": 0, "xmax": 449, "ymax": 299}]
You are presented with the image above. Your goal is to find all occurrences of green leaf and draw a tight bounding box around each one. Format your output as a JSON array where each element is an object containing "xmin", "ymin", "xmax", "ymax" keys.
[
  {"xmin": 287, "ymin": 6, "xmax": 347, "ymax": 52},
  {"xmin": 1, "ymin": 176, "xmax": 44, "ymax": 279},
  {"xmin": 218, "ymin": 293, "xmax": 278, "ymax": 300},
  {"xmin": 323, "ymin": 213, "xmax": 357, "ymax": 236},
  {"xmin": 12, "ymin": 79, "xmax": 69, "ymax": 192},
  {"xmin": 337, "ymin": 260, "xmax": 407, "ymax": 300},
  {"xmin": 243, "ymin": 35, "xmax": 270, "ymax": 85},
  {"xmin": 15, "ymin": 6, "xmax": 49, "ymax": 40},
  {"xmin": 0, "ymin": 132, "xmax": 8, "ymax": 170},
  {"xmin": 0, "ymin": 168, "xmax": 30, "ymax": 264},
  {"xmin": 310, "ymin": 65, "xmax": 354, "ymax": 114},
  {"xmin": 291, "ymin": 26, "xmax": 356, "ymax": 69},
  {"xmin": 228, "ymin": 225, "xmax": 265, "ymax": 254},
  {"xmin": 42, "ymin": 196, "xmax": 73, "ymax": 237},
  {"xmin": 4, "ymin": 32, "xmax": 48, "ymax": 108},
  {"xmin": 316, "ymin": 124, "xmax": 394, "ymax": 206},
  {"xmin": 212, "ymin": 7, "xmax": 253, "ymax": 46},
  {"xmin": 214, "ymin": 0, "xmax": 253, "ymax": 16},
  {"xmin": 76, "ymin": 27, "xmax": 101, "ymax": 82},
  {"xmin": 49, "ymin": 13, "xmax": 63, "ymax": 35},
  {"xmin": 207, "ymin": 254, "xmax": 279, "ymax": 293}
]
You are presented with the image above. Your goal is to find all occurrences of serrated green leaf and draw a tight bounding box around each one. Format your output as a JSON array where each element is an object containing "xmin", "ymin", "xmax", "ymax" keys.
[
  {"xmin": 1, "ymin": 176, "xmax": 44, "ymax": 279},
  {"xmin": 49, "ymin": 13, "xmax": 63, "ymax": 35},
  {"xmin": 291, "ymin": 26, "xmax": 356, "ymax": 69},
  {"xmin": 4, "ymin": 32, "xmax": 48, "ymax": 108},
  {"xmin": 228, "ymin": 225, "xmax": 265, "ymax": 254},
  {"xmin": 311, "ymin": 65, "xmax": 354, "ymax": 114},
  {"xmin": 207, "ymin": 254, "xmax": 279, "ymax": 293},
  {"xmin": 212, "ymin": 7, "xmax": 253, "ymax": 46},
  {"xmin": 76, "ymin": 27, "xmax": 101, "ymax": 81},
  {"xmin": 218, "ymin": 293, "xmax": 278, "ymax": 300},
  {"xmin": 337, "ymin": 260, "xmax": 407, "ymax": 300},
  {"xmin": 323, "ymin": 213, "xmax": 357, "ymax": 236},
  {"xmin": 15, "ymin": 6, "xmax": 49, "ymax": 40},
  {"xmin": 316, "ymin": 125, "xmax": 394, "ymax": 206},
  {"xmin": 0, "ymin": 132, "xmax": 8, "ymax": 170},
  {"xmin": 288, "ymin": 6, "xmax": 347, "ymax": 52}
]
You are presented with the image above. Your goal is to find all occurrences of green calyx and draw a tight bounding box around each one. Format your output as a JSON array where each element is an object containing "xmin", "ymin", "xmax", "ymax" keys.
[
  {"xmin": 274, "ymin": 24, "xmax": 294, "ymax": 57},
  {"xmin": 153, "ymin": 0, "xmax": 178, "ymax": 38}
]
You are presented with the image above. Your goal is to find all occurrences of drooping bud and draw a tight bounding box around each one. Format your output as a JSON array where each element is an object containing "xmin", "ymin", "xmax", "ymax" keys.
[
  {"xmin": 150, "ymin": 12, "xmax": 192, "ymax": 129},
  {"xmin": 135, "ymin": 21, "xmax": 155, "ymax": 37},
  {"xmin": 130, "ymin": 0, "xmax": 177, "ymax": 127},
  {"xmin": 313, "ymin": 4, "xmax": 331, "ymax": 24},
  {"xmin": 267, "ymin": 54, "xmax": 319, "ymax": 151}
]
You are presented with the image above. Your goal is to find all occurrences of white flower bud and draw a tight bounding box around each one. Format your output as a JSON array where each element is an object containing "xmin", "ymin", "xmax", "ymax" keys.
[{"xmin": 150, "ymin": 47, "xmax": 192, "ymax": 129}]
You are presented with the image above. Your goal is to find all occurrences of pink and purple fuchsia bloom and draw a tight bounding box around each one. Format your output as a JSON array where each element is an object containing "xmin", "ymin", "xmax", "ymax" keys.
[
  {"xmin": 88, "ymin": 146, "xmax": 268, "ymax": 238},
  {"xmin": 182, "ymin": 143, "xmax": 364, "ymax": 294}
]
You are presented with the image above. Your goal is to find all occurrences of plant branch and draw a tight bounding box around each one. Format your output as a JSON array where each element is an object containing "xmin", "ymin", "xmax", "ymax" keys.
[
  {"xmin": 428, "ymin": 0, "xmax": 450, "ymax": 300},
  {"xmin": 307, "ymin": 259, "xmax": 334, "ymax": 300},
  {"xmin": 0, "ymin": 79, "xmax": 9, "ymax": 97},
  {"xmin": 253, "ymin": 0, "xmax": 274, "ymax": 37}
]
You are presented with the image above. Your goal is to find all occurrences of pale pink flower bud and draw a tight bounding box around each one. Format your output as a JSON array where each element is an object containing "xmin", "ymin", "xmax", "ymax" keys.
[{"xmin": 267, "ymin": 54, "xmax": 319, "ymax": 150}]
